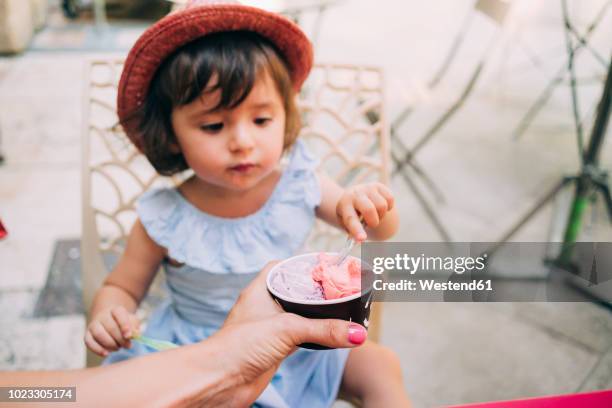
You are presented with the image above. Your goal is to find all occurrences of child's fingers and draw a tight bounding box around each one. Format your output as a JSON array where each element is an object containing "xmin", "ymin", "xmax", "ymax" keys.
[
  {"xmin": 338, "ymin": 202, "xmax": 366, "ymax": 241},
  {"xmin": 368, "ymin": 191, "xmax": 389, "ymax": 218},
  {"xmin": 376, "ymin": 184, "xmax": 395, "ymax": 210},
  {"xmin": 348, "ymin": 215, "xmax": 366, "ymax": 241},
  {"xmin": 85, "ymin": 330, "xmax": 109, "ymax": 357},
  {"xmin": 90, "ymin": 321, "xmax": 120, "ymax": 351},
  {"xmin": 111, "ymin": 306, "xmax": 136, "ymax": 339},
  {"xmin": 102, "ymin": 315, "xmax": 129, "ymax": 348},
  {"xmin": 128, "ymin": 314, "xmax": 141, "ymax": 338},
  {"xmin": 354, "ymin": 194, "xmax": 379, "ymax": 228}
]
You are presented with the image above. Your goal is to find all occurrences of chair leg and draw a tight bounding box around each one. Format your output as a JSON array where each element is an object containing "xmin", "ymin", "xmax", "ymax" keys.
[
  {"xmin": 367, "ymin": 301, "xmax": 383, "ymax": 343},
  {"xmin": 0, "ymin": 119, "xmax": 4, "ymax": 165}
]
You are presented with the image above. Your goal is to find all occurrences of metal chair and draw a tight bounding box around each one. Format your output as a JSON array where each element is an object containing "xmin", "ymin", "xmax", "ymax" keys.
[{"xmin": 392, "ymin": 0, "xmax": 513, "ymax": 242}]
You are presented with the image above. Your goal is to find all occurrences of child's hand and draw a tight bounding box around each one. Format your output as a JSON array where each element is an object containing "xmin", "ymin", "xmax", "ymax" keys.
[
  {"xmin": 336, "ymin": 182, "xmax": 395, "ymax": 241},
  {"xmin": 84, "ymin": 306, "xmax": 140, "ymax": 357}
]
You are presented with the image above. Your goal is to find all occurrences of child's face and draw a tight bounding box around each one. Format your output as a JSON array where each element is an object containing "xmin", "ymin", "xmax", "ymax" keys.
[{"xmin": 171, "ymin": 71, "xmax": 286, "ymax": 193}]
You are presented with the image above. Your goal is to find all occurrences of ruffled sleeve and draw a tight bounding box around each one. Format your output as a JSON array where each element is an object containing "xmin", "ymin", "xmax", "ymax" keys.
[
  {"xmin": 136, "ymin": 139, "xmax": 321, "ymax": 274},
  {"xmin": 136, "ymin": 188, "xmax": 185, "ymax": 255},
  {"xmin": 277, "ymin": 138, "xmax": 321, "ymax": 209}
]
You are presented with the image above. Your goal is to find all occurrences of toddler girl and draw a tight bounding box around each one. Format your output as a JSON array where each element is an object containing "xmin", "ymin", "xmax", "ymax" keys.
[{"xmin": 85, "ymin": 1, "xmax": 409, "ymax": 406}]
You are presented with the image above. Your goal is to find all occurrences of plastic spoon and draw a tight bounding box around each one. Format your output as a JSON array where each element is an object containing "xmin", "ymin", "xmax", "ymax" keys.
[
  {"xmin": 132, "ymin": 335, "xmax": 179, "ymax": 351},
  {"xmin": 335, "ymin": 235, "xmax": 355, "ymax": 266},
  {"xmin": 335, "ymin": 217, "xmax": 366, "ymax": 266}
]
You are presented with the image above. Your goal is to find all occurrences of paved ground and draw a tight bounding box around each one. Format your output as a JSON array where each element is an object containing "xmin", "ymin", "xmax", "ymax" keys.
[{"xmin": 1, "ymin": 0, "xmax": 611, "ymax": 406}]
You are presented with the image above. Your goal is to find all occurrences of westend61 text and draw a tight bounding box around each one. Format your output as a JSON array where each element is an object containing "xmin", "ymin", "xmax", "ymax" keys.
[{"xmin": 373, "ymin": 279, "xmax": 493, "ymax": 292}]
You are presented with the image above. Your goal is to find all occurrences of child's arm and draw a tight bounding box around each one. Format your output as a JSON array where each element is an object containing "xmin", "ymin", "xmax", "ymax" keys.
[
  {"xmin": 315, "ymin": 172, "xmax": 399, "ymax": 241},
  {"xmin": 85, "ymin": 219, "xmax": 165, "ymax": 356}
]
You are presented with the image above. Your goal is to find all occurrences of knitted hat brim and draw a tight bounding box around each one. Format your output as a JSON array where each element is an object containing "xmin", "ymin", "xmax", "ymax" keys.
[{"xmin": 117, "ymin": 4, "xmax": 313, "ymax": 148}]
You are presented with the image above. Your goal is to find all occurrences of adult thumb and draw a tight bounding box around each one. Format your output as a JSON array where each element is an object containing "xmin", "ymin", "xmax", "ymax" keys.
[{"xmin": 287, "ymin": 314, "xmax": 368, "ymax": 348}]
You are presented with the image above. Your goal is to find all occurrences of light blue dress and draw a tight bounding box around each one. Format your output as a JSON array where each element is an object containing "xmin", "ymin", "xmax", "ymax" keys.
[{"xmin": 104, "ymin": 140, "xmax": 350, "ymax": 408}]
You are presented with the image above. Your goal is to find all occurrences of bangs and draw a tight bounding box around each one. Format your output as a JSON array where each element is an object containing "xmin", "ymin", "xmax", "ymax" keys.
[{"xmin": 153, "ymin": 31, "xmax": 287, "ymax": 112}]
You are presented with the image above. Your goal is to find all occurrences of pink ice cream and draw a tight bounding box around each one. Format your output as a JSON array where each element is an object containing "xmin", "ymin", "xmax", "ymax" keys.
[{"xmin": 311, "ymin": 254, "xmax": 361, "ymax": 300}]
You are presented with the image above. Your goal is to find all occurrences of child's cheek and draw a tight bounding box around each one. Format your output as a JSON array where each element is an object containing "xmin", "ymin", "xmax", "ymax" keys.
[{"xmin": 262, "ymin": 125, "xmax": 285, "ymax": 165}]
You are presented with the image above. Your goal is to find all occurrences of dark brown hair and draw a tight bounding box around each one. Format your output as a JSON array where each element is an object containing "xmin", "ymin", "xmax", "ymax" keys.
[{"xmin": 129, "ymin": 31, "xmax": 301, "ymax": 176}]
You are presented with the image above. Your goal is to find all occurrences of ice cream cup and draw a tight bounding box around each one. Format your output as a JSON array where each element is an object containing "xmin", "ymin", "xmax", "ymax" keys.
[{"xmin": 266, "ymin": 252, "xmax": 373, "ymax": 350}]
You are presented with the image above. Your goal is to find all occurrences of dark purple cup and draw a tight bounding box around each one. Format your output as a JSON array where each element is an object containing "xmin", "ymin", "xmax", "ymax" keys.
[{"xmin": 266, "ymin": 252, "xmax": 372, "ymax": 350}]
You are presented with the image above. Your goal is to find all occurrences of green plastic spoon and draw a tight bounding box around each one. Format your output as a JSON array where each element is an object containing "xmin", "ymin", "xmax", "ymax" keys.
[{"xmin": 132, "ymin": 335, "xmax": 178, "ymax": 351}]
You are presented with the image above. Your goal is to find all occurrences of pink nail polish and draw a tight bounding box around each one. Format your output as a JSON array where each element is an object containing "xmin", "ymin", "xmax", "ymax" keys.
[
  {"xmin": 0, "ymin": 218, "xmax": 8, "ymax": 240},
  {"xmin": 348, "ymin": 323, "xmax": 366, "ymax": 345}
]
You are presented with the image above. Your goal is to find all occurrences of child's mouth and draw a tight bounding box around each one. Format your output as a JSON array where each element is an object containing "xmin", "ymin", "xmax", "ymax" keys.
[{"xmin": 229, "ymin": 163, "xmax": 257, "ymax": 173}]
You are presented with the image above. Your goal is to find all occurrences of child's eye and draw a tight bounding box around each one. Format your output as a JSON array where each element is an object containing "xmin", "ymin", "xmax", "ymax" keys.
[
  {"xmin": 254, "ymin": 117, "xmax": 271, "ymax": 126},
  {"xmin": 200, "ymin": 123, "xmax": 224, "ymax": 133}
]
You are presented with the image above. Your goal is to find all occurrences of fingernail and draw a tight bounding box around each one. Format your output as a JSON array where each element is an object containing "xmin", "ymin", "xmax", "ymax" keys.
[{"xmin": 348, "ymin": 323, "xmax": 367, "ymax": 345}]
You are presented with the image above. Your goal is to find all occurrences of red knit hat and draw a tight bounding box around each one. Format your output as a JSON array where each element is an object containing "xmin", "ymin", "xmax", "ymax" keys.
[{"xmin": 117, "ymin": 0, "xmax": 313, "ymax": 149}]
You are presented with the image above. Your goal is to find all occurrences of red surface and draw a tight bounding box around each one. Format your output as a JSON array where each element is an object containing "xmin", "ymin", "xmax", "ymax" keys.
[
  {"xmin": 0, "ymin": 218, "xmax": 7, "ymax": 240},
  {"xmin": 447, "ymin": 389, "xmax": 612, "ymax": 408}
]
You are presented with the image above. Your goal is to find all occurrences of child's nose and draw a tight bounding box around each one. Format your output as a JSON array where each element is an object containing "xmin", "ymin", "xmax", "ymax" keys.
[{"xmin": 228, "ymin": 125, "xmax": 255, "ymax": 153}]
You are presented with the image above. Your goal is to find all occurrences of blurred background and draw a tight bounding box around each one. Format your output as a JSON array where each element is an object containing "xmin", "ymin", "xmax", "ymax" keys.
[{"xmin": 1, "ymin": 0, "xmax": 611, "ymax": 406}]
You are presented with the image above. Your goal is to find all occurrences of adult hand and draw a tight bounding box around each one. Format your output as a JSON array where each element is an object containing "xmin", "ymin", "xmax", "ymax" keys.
[{"xmin": 213, "ymin": 261, "xmax": 368, "ymax": 406}]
